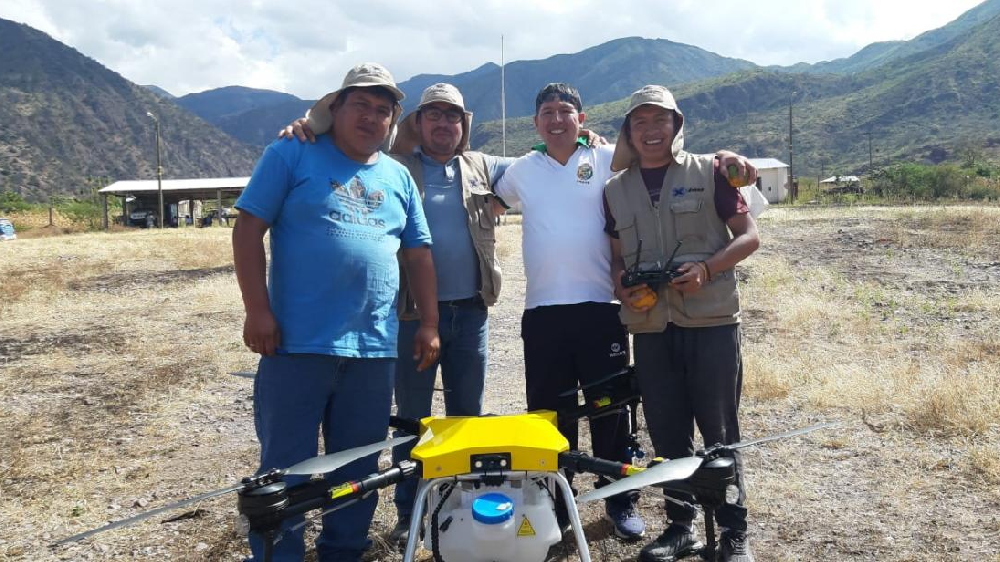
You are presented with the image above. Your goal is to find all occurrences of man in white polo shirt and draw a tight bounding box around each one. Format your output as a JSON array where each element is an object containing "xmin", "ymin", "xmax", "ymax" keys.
[
  {"xmin": 494, "ymin": 83, "xmax": 643, "ymax": 540},
  {"xmin": 495, "ymin": 83, "xmax": 756, "ymax": 544}
]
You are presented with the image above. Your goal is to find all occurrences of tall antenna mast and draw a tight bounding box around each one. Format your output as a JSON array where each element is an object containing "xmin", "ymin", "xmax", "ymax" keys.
[{"xmin": 501, "ymin": 34, "xmax": 506, "ymax": 158}]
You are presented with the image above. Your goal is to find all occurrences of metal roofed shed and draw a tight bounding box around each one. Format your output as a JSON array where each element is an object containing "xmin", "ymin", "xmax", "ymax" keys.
[
  {"xmin": 98, "ymin": 177, "xmax": 249, "ymax": 229},
  {"xmin": 820, "ymin": 175, "xmax": 863, "ymax": 194},
  {"xmin": 748, "ymin": 158, "xmax": 790, "ymax": 203},
  {"xmin": 820, "ymin": 175, "xmax": 861, "ymax": 184}
]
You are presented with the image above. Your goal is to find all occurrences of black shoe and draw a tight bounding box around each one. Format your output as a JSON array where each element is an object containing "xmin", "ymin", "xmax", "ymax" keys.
[
  {"xmin": 638, "ymin": 523, "xmax": 704, "ymax": 562},
  {"xmin": 717, "ymin": 531, "xmax": 754, "ymax": 562},
  {"xmin": 388, "ymin": 516, "xmax": 412, "ymax": 553}
]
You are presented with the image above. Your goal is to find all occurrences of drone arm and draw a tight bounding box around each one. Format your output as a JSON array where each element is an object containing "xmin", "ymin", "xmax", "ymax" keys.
[
  {"xmin": 329, "ymin": 460, "xmax": 419, "ymax": 501},
  {"xmin": 389, "ymin": 415, "xmax": 421, "ymax": 436},
  {"xmin": 559, "ymin": 392, "xmax": 641, "ymax": 426},
  {"xmin": 558, "ymin": 451, "xmax": 642, "ymax": 480},
  {"xmin": 281, "ymin": 460, "xmax": 420, "ymax": 522}
]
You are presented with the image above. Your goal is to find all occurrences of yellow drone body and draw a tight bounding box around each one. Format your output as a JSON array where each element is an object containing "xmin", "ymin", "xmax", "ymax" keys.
[{"xmin": 410, "ymin": 411, "xmax": 569, "ymax": 478}]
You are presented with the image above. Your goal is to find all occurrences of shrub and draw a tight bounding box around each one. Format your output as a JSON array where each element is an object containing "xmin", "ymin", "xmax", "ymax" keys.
[{"xmin": 0, "ymin": 189, "xmax": 32, "ymax": 214}]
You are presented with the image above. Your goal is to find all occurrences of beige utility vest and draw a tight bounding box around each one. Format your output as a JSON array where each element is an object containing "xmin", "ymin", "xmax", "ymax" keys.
[
  {"xmin": 395, "ymin": 151, "xmax": 503, "ymax": 321},
  {"xmin": 604, "ymin": 151, "xmax": 740, "ymax": 333}
]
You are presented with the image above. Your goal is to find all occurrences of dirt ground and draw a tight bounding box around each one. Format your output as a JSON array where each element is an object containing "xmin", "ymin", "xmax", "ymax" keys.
[{"xmin": 1, "ymin": 206, "xmax": 998, "ymax": 561}]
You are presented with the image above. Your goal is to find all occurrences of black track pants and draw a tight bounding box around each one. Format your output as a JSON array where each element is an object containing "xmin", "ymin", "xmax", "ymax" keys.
[{"xmin": 634, "ymin": 322, "xmax": 748, "ymax": 532}]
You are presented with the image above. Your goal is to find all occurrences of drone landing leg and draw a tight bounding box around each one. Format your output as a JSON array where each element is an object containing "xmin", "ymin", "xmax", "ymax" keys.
[
  {"xmin": 261, "ymin": 529, "xmax": 276, "ymax": 562},
  {"xmin": 701, "ymin": 506, "xmax": 717, "ymax": 561}
]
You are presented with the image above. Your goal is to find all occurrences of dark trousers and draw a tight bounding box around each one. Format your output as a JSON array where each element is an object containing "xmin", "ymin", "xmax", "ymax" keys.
[
  {"xmin": 521, "ymin": 302, "xmax": 633, "ymax": 493},
  {"xmin": 251, "ymin": 354, "xmax": 394, "ymax": 562},
  {"xmin": 634, "ymin": 323, "xmax": 748, "ymax": 532},
  {"xmin": 392, "ymin": 299, "xmax": 488, "ymax": 518}
]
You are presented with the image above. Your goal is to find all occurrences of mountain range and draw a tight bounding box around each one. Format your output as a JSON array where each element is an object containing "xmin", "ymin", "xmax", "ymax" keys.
[
  {"xmin": 0, "ymin": 18, "xmax": 258, "ymax": 201},
  {"xmin": 2, "ymin": 0, "xmax": 999, "ymax": 200},
  {"xmin": 474, "ymin": 10, "xmax": 1000, "ymax": 176},
  {"xmin": 175, "ymin": 0, "xmax": 1000, "ymax": 153},
  {"xmin": 169, "ymin": 36, "xmax": 760, "ymax": 148}
]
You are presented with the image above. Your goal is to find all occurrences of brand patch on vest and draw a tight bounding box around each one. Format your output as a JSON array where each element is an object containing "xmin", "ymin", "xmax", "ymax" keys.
[
  {"xmin": 577, "ymin": 162, "xmax": 594, "ymax": 183},
  {"xmin": 672, "ymin": 187, "xmax": 687, "ymax": 197}
]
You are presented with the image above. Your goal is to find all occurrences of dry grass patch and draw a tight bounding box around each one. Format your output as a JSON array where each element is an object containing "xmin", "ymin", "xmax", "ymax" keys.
[
  {"xmin": 742, "ymin": 213, "xmax": 1000, "ymax": 438},
  {"xmin": 0, "ymin": 228, "xmax": 235, "ymax": 312},
  {"xmin": 884, "ymin": 207, "xmax": 1000, "ymax": 259},
  {"xmin": 969, "ymin": 445, "xmax": 1000, "ymax": 486},
  {"xmin": 0, "ymin": 228, "xmax": 250, "ymax": 558},
  {"xmin": 907, "ymin": 363, "xmax": 1000, "ymax": 436},
  {"xmin": 3, "ymin": 208, "xmax": 1000, "ymax": 560}
]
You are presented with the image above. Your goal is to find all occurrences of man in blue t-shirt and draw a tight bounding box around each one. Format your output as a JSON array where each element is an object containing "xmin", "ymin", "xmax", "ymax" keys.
[
  {"xmin": 233, "ymin": 63, "xmax": 440, "ymax": 562},
  {"xmin": 281, "ymin": 82, "xmax": 513, "ymax": 548}
]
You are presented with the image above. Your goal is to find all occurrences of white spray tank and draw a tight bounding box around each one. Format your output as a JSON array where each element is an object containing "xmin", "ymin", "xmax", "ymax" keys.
[{"xmin": 427, "ymin": 478, "xmax": 561, "ymax": 562}]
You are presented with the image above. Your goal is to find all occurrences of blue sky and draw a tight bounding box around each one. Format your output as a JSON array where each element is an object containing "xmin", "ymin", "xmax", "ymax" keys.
[{"xmin": 0, "ymin": 0, "xmax": 986, "ymax": 98}]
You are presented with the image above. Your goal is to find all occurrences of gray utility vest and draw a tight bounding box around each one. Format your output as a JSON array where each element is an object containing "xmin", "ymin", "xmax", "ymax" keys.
[
  {"xmin": 396, "ymin": 151, "xmax": 503, "ymax": 321},
  {"xmin": 604, "ymin": 151, "xmax": 740, "ymax": 333}
]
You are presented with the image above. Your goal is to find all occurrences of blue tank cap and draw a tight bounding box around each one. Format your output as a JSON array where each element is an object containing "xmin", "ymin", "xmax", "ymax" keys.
[{"xmin": 472, "ymin": 493, "xmax": 515, "ymax": 525}]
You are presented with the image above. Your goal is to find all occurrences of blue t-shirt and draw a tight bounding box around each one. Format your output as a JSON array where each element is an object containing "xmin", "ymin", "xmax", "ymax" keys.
[
  {"xmin": 416, "ymin": 150, "xmax": 513, "ymax": 301},
  {"xmin": 236, "ymin": 135, "xmax": 432, "ymax": 357}
]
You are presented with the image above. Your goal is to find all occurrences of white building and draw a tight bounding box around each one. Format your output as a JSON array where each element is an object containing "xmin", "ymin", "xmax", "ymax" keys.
[{"xmin": 748, "ymin": 158, "xmax": 789, "ymax": 203}]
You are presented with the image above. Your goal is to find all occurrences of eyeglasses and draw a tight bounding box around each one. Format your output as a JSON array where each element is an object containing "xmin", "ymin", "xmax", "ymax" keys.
[{"xmin": 421, "ymin": 107, "xmax": 464, "ymax": 124}]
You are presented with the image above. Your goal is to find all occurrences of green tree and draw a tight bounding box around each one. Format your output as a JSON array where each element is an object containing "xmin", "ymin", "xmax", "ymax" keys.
[
  {"xmin": 58, "ymin": 197, "xmax": 102, "ymax": 230},
  {"xmin": 0, "ymin": 189, "xmax": 31, "ymax": 213}
]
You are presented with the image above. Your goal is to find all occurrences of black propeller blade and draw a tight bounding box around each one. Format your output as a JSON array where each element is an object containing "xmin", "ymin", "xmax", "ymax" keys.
[
  {"xmin": 55, "ymin": 484, "xmax": 243, "ymax": 545},
  {"xmin": 54, "ymin": 435, "xmax": 414, "ymax": 545},
  {"xmin": 577, "ymin": 422, "xmax": 838, "ymax": 503},
  {"xmin": 711, "ymin": 422, "xmax": 838, "ymax": 453}
]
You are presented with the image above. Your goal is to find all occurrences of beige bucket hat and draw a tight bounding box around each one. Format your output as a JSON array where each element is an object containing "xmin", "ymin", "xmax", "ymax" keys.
[
  {"xmin": 610, "ymin": 85, "xmax": 686, "ymax": 172},
  {"xmin": 391, "ymin": 83, "xmax": 473, "ymax": 156},
  {"xmin": 305, "ymin": 62, "xmax": 405, "ymax": 148}
]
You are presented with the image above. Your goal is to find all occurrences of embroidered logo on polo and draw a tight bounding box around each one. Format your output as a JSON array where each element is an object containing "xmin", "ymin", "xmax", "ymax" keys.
[
  {"xmin": 577, "ymin": 162, "xmax": 594, "ymax": 184},
  {"xmin": 329, "ymin": 177, "xmax": 386, "ymax": 228},
  {"xmin": 609, "ymin": 342, "xmax": 626, "ymax": 358}
]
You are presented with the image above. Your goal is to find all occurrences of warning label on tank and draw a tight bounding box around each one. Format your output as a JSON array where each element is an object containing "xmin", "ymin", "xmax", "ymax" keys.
[{"xmin": 517, "ymin": 515, "xmax": 536, "ymax": 537}]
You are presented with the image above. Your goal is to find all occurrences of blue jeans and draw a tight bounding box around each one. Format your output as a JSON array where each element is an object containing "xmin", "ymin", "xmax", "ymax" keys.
[
  {"xmin": 249, "ymin": 354, "xmax": 394, "ymax": 562},
  {"xmin": 392, "ymin": 300, "xmax": 488, "ymax": 518}
]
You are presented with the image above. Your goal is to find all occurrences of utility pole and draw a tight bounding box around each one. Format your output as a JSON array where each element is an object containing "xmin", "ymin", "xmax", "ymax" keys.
[
  {"xmin": 866, "ymin": 130, "xmax": 874, "ymax": 172},
  {"xmin": 787, "ymin": 93, "xmax": 795, "ymax": 203},
  {"xmin": 147, "ymin": 111, "xmax": 164, "ymax": 228},
  {"xmin": 501, "ymin": 35, "xmax": 506, "ymax": 158}
]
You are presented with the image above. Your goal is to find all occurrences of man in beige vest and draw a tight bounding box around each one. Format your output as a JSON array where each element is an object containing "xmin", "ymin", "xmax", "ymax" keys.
[
  {"xmin": 283, "ymin": 83, "xmax": 509, "ymax": 548},
  {"xmin": 604, "ymin": 85, "xmax": 761, "ymax": 562}
]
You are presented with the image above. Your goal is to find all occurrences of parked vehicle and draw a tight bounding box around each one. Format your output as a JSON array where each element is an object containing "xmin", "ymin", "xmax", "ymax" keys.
[
  {"xmin": 128, "ymin": 209, "xmax": 158, "ymax": 228},
  {"xmin": 0, "ymin": 217, "xmax": 16, "ymax": 240}
]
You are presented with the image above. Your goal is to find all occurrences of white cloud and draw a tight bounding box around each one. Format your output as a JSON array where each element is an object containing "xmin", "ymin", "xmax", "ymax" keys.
[{"xmin": 0, "ymin": 0, "xmax": 986, "ymax": 98}]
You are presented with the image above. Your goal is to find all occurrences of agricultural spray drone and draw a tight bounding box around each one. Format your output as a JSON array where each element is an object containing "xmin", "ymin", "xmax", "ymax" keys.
[{"xmin": 56, "ymin": 367, "xmax": 834, "ymax": 561}]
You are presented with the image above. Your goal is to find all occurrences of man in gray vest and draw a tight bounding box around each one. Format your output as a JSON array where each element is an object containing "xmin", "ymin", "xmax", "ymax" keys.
[
  {"xmin": 285, "ymin": 83, "xmax": 510, "ymax": 547},
  {"xmin": 604, "ymin": 85, "xmax": 760, "ymax": 562}
]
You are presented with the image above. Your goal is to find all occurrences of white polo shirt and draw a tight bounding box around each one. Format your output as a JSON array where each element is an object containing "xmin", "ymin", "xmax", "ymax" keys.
[{"xmin": 496, "ymin": 143, "xmax": 616, "ymax": 309}]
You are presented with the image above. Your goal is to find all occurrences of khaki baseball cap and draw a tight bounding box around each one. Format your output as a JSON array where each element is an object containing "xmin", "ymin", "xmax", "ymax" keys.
[
  {"xmin": 392, "ymin": 83, "xmax": 473, "ymax": 156},
  {"xmin": 611, "ymin": 85, "xmax": 686, "ymax": 172},
  {"xmin": 305, "ymin": 62, "xmax": 405, "ymax": 144}
]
